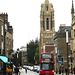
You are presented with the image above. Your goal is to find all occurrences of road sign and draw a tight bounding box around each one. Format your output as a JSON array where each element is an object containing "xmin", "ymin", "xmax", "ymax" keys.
[{"xmin": 58, "ymin": 61, "xmax": 61, "ymax": 64}]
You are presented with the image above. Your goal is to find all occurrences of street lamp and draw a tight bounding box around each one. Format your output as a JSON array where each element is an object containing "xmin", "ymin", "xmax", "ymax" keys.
[
  {"xmin": 66, "ymin": 30, "xmax": 69, "ymax": 75},
  {"xmin": 70, "ymin": 51, "xmax": 73, "ymax": 75},
  {"xmin": 54, "ymin": 44, "xmax": 57, "ymax": 74},
  {"xmin": 17, "ymin": 48, "xmax": 19, "ymax": 67}
]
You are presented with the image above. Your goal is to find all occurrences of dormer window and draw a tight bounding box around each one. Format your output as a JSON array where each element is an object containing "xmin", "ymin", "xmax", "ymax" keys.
[{"xmin": 46, "ymin": 6, "xmax": 48, "ymax": 11}]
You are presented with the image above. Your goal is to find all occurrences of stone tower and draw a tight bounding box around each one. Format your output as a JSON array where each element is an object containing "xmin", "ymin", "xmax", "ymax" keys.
[
  {"xmin": 40, "ymin": 0, "xmax": 55, "ymax": 53},
  {"xmin": 71, "ymin": 0, "xmax": 75, "ymax": 68}
]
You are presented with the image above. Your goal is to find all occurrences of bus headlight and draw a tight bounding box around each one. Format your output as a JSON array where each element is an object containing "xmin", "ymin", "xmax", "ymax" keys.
[{"xmin": 52, "ymin": 70, "xmax": 54, "ymax": 72}]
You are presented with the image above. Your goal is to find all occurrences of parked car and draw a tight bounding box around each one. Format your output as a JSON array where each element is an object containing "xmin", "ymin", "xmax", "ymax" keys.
[
  {"xmin": 19, "ymin": 66, "xmax": 22, "ymax": 69},
  {"xmin": 30, "ymin": 66, "xmax": 33, "ymax": 71},
  {"xmin": 33, "ymin": 66, "xmax": 37, "ymax": 71},
  {"xmin": 36, "ymin": 66, "xmax": 40, "ymax": 73}
]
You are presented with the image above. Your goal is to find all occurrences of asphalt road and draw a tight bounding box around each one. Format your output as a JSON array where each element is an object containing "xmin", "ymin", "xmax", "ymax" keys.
[
  {"xmin": 15, "ymin": 68, "xmax": 39, "ymax": 75},
  {"xmin": 13, "ymin": 68, "xmax": 75, "ymax": 75}
]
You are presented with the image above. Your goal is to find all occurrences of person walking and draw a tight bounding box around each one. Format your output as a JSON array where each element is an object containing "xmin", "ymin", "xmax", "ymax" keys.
[
  {"xmin": 15, "ymin": 66, "xmax": 19, "ymax": 75},
  {"xmin": 25, "ymin": 67, "xmax": 27, "ymax": 73},
  {"xmin": 65, "ymin": 67, "xmax": 67, "ymax": 75},
  {"xmin": 59, "ymin": 69, "xmax": 61, "ymax": 74},
  {"xmin": 59, "ymin": 67, "xmax": 61, "ymax": 74},
  {"xmin": 74, "ymin": 67, "xmax": 75, "ymax": 74}
]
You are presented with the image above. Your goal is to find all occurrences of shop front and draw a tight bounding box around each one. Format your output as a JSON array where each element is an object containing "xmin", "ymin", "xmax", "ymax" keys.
[{"xmin": 0, "ymin": 56, "xmax": 13, "ymax": 75}]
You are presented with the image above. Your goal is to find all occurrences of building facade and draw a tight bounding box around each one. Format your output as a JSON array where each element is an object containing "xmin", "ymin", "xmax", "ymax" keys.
[
  {"xmin": 71, "ymin": 0, "xmax": 75, "ymax": 68},
  {"xmin": 0, "ymin": 13, "xmax": 13, "ymax": 57},
  {"xmin": 54, "ymin": 24, "xmax": 71, "ymax": 70},
  {"xmin": 40, "ymin": 0, "xmax": 55, "ymax": 55},
  {"xmin": 41, "ymin": 39, "xmax": 54, "ymax": 53},
  {"xmin": 20, "ymin": 46, "xmax": 27, "ymax": 66}
]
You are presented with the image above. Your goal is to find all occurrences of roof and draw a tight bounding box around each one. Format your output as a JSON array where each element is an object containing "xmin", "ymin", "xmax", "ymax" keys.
[
  {"xmin": 58, "ymin": 26, "xmax": 71, "ymax": 33},
  {"xmin": 48, "ymin": 39, "xmax": 54, "ymax": 43},
  {"xmin": 0, "ymin": 56, "xmax": 12, "ymax": 64},
  {"xmin": 54, "ymin": 26, "xmax": 71, "ymax": 39}
]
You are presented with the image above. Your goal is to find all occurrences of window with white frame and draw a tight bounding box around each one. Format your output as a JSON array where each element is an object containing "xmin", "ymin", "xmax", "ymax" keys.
[{"xmin": 1, "ymin": 24, "xmax": 3, "ymax": 35}]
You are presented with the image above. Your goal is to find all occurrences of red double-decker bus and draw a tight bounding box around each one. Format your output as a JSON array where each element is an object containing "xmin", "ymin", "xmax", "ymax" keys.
[{"xmin": 40, "ymin": 52, "xmax": 54, "ymax": 75}]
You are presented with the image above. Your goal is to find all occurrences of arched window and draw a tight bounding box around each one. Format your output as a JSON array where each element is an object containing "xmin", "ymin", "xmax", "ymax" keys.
[
  {"xmin": 46, "ymin": 6, "xmax": 48, "ymax": 11},
  {"xmin": 46, "ymin": 18, "xmax": 49, "ymax": 30}
]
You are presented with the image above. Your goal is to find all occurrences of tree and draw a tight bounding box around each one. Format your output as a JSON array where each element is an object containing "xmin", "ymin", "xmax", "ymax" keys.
[
  {"xmin": 12, "ymin": 51, "xmax": 22, "ymax": 66},
  {"xmin": 35, "ymin": 47, "xmax": 39, "ymax": 64},
  {"xmin": 27, "ymin": 38, "xmax": 39, "ymax": 65}
]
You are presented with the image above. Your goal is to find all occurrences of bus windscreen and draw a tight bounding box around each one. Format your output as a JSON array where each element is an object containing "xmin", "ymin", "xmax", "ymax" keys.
[{"xmin": 41, "ymin": 63, "xmax": 54, "ymax": 71}]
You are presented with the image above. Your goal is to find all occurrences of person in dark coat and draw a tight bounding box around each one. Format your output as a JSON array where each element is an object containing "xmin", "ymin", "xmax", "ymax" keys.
[
  {"xmin": 15, "ymin": 66, "xmax": 19, "ymax": 75},
  {"xmin": 59, "ymin": 69, "xmax": 61, "ymax": 74},
  {"xmin": 25, "ymin": 67, "xmax": 27, "ymax": 73},
  {"xmin": 74, "ymin": 67, "xmax": 75, "ymax": 74},
  {"xmin": 65, "ymin": 68, "xmax": 67, "ymax": 75}
]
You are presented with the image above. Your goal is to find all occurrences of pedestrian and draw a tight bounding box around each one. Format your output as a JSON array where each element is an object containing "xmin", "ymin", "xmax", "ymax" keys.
[
  {"xmin": 74, "ymin": 67, "xmax": 75, "ymax": 74},
  {"xmin": 15, "ymin": 67, "xmax": 17, "ymax": 75},
  {"xmin": 65, "ymin": 67, "xmax": 67, "ymax": 75},
  {"xmin": 72, "ymin": 68, "xmax": 74, "ymax": 73},
  {"xmin": 15, "ymin": 66, "xmax": 19, "ymax": 75},
  {"xmin": 25, "ymin": 67, "xmax": 27, "ymax": 73},
  {"xmin": 59, "ymin": 68, "xmax": 61, "ymax": 74},
  {"xmin": 62, "ymin": 66, "xmax": 64, "ymax": 74}
]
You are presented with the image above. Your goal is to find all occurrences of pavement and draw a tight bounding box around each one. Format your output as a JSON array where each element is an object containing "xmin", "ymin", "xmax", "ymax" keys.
[
  {"xmin": 12, "ymin": 69, "xmax": 75, "ymax": 75},
  {"xmin": 12, "ymin": 68, "xmax": 39, "ymax": 75},
  {"xmin": 54, "ymin": 72, "xmax": 75, "ymax": 75}
]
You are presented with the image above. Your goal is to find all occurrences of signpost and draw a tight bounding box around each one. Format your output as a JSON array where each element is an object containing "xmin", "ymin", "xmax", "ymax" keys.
[{"xmin": 66, "ymin": 30, "xmax": 69, "ymax": 75}]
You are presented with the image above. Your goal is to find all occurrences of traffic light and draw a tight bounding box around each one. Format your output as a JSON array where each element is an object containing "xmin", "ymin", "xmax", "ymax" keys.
[
  {"xmin": 71, "ymin": 57, "xmax": 72, "ymax": 62},
  {"xmin": 61, "ymin": 57, "xmax": 63, "ymax": 63}
]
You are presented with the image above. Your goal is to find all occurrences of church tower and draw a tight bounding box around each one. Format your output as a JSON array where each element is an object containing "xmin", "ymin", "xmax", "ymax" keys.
[
  {"xmin": 40, "ymin": 0, "xmax": 55, "ymax": 50},
  {"xmin": 71, "ymin": 0, "xmax": 75, "ymax": 68}
]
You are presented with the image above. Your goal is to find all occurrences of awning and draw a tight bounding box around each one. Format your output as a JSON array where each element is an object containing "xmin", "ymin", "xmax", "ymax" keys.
[{"xmin": 0, "ymin": 56, "xmax": 12, "ymax": 64}]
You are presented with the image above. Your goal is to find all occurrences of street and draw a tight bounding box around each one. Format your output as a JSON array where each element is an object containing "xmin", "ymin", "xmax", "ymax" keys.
[
  {"xmin": 13, "ymin": 68, "xmax": 39, "ymax": 75},
  {"xmin": 13, "ymin": 68, "xmax": 75, "ymax": 75}
]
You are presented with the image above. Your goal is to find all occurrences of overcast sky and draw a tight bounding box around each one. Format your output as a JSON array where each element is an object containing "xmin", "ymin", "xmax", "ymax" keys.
[{"xmin": 0, "ymin": 0, "xmax": 74, "ymax": 50}]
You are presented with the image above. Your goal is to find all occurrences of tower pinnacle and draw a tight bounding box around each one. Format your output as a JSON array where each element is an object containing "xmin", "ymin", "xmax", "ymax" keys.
[
  {"xmin": 45, "ymin": 0, "xmax": 49, "ymax": 4},
  {"xmin": 71, "ymin": 0, "xmax": 74, "ymax": 20}
]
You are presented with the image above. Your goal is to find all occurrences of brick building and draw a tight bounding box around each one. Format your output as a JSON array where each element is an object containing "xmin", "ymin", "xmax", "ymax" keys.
[
  {"xmin": 0, "ymin": 13, "xmax": 13, "ymax": 57},
  {"xmin": 20, "ymin": 46, "xmax": 27, "ymax": 66},
  {"xmin": 54, "ymin": 24, "xmax": 71, "ymax": 70},
  {"xmin": 41, "ymin": 39, "xmax": 54, "ymax": 53}
]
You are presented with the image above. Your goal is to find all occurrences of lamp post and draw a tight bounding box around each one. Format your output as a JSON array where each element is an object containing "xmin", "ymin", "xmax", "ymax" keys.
[
  {"xmin": 54, "ymin": 44, "xmax": 57, "ymax": 74},
  {"xmin": 70, "ymin": 51, "xmax": 72, "ymax": 75},
  {"xmin": 4, "ymin": 19, "xmax": 5, "ymax": 55},
  {"xmin": 17, "ymin": 48, "xmax": 19, "ymax": 67},
  {"xmin": 34, "ymin": 56, "xmax": 35, "ymax": 65},
  {"xmin": 66, "ymin": 30, "xmax": 69, "ymax": 75}
]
